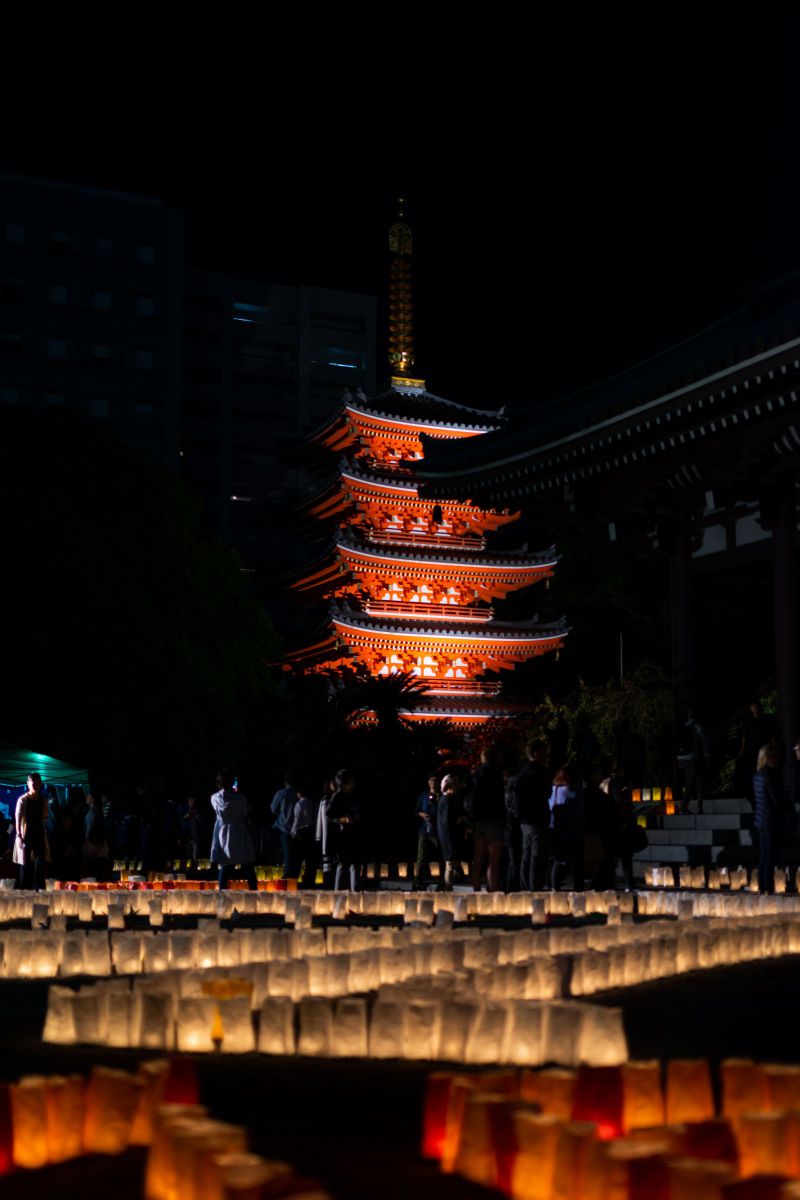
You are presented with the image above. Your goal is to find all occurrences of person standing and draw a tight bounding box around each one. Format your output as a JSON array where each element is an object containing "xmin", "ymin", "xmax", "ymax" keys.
[
  {"xmin": 290, "ymin": 780, "xmax": 318, "ymax": 888},
  {"xmin": 13, "ymin": 772, "xmax": 49, "ymax": 890},
  {"xmin": 753, "ymin": 744, "xmax": 784, "ymax": 894},
  {"xmin": 677, "ymin": 711, "xmax": 710, "ymax": 814},
  {"xmin": 271, "ymin": 771, "xmax": 298, "ymax": 879},
  {"xmin": 210, "ymin": 770, "xmax": 257, "ymax": 891},
  {"xmin": 510, "ymin": 739, "xmax": 550, "ymax": 891},
  {"xmin": 327, "ymin": 769, "xmax": 361, "ymax": 891},
  {"xmin": 549, "ymin": 764, "xmax": 584, "ymax": 891},
  {"xmin": 414, "ymin": 775, "xmax": 441, "ymax": 890},
  {"xmin": 468, "ymin": 746, "xmax": 506, "ymax": 893}
]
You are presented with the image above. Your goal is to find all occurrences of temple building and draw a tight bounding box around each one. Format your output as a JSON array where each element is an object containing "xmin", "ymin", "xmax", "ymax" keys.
[{"xmin": 285, "ymin": 205, "xmax": 566, "ymax": 724}]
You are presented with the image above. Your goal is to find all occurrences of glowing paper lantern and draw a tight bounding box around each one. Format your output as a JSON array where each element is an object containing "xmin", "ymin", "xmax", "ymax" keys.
[
  {"xmin": 177, "ymin": 997, "xmax": 217, "ymax": 1053},
  {"xmin": 73, "ymin": 989, "xmax": 103, "ymax": 1044},
  {"xmin": 83, "ymin": 1065, "xmax": 145, "ymax": 1154},
  {"xmin": 42, "ymin": 985, "xmax": 77, "ymax": 1044},
  {"xmin": 454, "ymin": 1091, "xmax": 517, "ymax": 1190},
  {"xmin": 210, "ymin": 1153, "xmax": 293, "ymax": 1200},
  {"xmin": 404, "ymin": 999, "xmax": 441, "ymax": 1061},
  {"xmin": 422, "ymin": 1072, "xmax": 453, "ymax": 1160},
  {"xmin": 145, "ymin": 1104, "xmax": 208, "ymax": 1200},
  {"xmin": 765, "ymin": 1063, "xmax": 800, "ymax": 1112},
  {"xmin": 439, "ymin": 1000, "xmax": 480, "ymax": 1062},
  {"xmin": 622, "ymin": 1060, "xmax": 664, "ymax": 1132},
  {"xmin": 112, "ymin": 932, "xmax": 144, "ymax": 975},
  {"xmin": 510, "ymin": 1111, "xmax": 562, "ymax": 1200},
  {"xmin": 369, "ymin": 1000, "xmax": 406, "ymax": 1059},
  {"xmin": 10, "ymin": 1076, "xmax": 50, "ymax": 1168},
  {"xmin": 331, "ymin": 997, "xmax": 368, "ymax": 1058},
  {"xmin": 45, "ymin": 1074, "xmax": 85, "ymax": 1162},
  {"xmin": 678, "ymin": 1119, "xmax": 738, "ymax": 1167},
  {"xmin": 666, "ymin": 1060, "xmax": 715, "ymax": 1124},
  {"xmin": 520, "ymin": 1068, "xmax": 577, "ymax": 1119},
  {"xmin": 258, "ymin": 997, "xmax": 295, "ymax": 1056},
  {"xmin": 735, "ymin": 1111, "xmax": 792, "ymax": 1179},
  {"xmin": 506, "ymin": 1001, "xmax": 545, "ymax": 1067},
  {"xmin": 551, "ymin": 1120, "xmax": 606, "ymax": 1200},
  {"xmin": 129, "ymin": 1059, "xmax": 169, "ymax": 1145},
  {"xmin": 297, "ymin": 997, "xmax": 334, "ymax": 1057},
  {"xmin": 721, "ymin": 1059, "xmax": 770, "ymax": 1120},
  {"xmin": 142, "ymin": 937, "xmax": 171, "ymax": 974},
  {"xmin": 217, "ymin": 998, "xmax": 255, "ymax": 1054},
  {"xmin": 465, "ymin": 1002, "xmax": 510, "ymax": 1065},
  {"xmin": 172, "ymin": 1119, "xmax": 248, "ymax": 1200}
]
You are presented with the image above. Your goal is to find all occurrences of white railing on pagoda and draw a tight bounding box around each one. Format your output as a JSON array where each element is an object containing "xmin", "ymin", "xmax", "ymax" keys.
[{"xmin": 365, "ymin": 599, "xmax": 494, "ymax": 622}]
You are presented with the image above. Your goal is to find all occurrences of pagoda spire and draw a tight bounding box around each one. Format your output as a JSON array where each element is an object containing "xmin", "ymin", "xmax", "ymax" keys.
[{"xmin": 388, "ymin": 197, "xmax": 424, "ymax": 391}]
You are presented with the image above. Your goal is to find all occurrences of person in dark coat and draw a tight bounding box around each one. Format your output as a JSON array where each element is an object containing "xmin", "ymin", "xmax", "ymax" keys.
[
  {"xmin": 508, "ymin": 739, "xmax": 550, "ymax": 891},
  {"xmin": 753, "ymin": 743, "xmax": 785, "ymax": 894},
  {"xmin": 327, "ymin": 768, "xmax": 361, "ymax": 891},
  {"xmin": 468, "ymin": 746, "xmax": 506, "ymax": 892},
  {"xmin": 414, "ymin": 775, "xmax": 441, "ymax": 890}
]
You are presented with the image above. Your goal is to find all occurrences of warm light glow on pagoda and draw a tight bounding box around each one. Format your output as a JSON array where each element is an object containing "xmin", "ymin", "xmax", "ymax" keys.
[{"xmin": 285, "ymin": 204, "xmax": 566, "ymax": 722}]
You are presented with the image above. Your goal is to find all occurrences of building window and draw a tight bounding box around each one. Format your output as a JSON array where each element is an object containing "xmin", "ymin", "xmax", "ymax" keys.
[
  {"xmin": 91, "ymin": 397, "xmax": 109, "ymax": 419},
  {"xmin": 134, "ymin": 349, "xmax": 154, "ymax": 370},
  {"xmin": 92, "ymin": 290, "xmax": 113, "ymax": 311},
  {"xmin": 1, "ymin": 332, "xmax": 23, "ymax": 355},
  {"xmin": 46, "ymin": 339, "xmax": 67, "ymax": 360},
  {"xmin": 48, "ymin": 283, "xmax": 69, "ymax": 306},
  {"xmin": 45, "ymin": 391, "xmax": 66, "ymax": 406},
  {"xmin": 5, "ymin": 223, "xmax": 24, "ymax": 245},
  {"xmin": 92, "ymin": 343, "xmax": 112, "ymax": 361},
  {"xmin": 135, "ymin": 295, "xmax": 155, "ymax": 318},
  {"xmin": 0, "ymin": 387, "xmax": 20, "ymax": 404},
  {"xmin": 95, "ymin": 237, "xmax": 112, "ymax": 257},
  {"xmin": 134, "ymin": 402, "xmax": 153, "ymax": 419},
  {"xmin": 50, "ymin": 230, "xmax": 70, "ymax": 250},
  {"xmin": 136, "ymin": 242, "xmax": 155, "ymax": 265}
]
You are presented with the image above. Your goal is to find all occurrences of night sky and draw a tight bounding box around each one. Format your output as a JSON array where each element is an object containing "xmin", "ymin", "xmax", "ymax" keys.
[{"xmin": 4, "ymin": 16, "xmax": 798, "ymax": 409}]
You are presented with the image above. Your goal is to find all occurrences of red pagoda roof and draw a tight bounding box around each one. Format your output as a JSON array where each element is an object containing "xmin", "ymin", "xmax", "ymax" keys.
[
  {"xmin": 329, "ymin": 603, "xmax": 567, "ymax": 645},
  {"xmin": 334, "ymin": 527, "xmax": 558, "ymax": 572}
]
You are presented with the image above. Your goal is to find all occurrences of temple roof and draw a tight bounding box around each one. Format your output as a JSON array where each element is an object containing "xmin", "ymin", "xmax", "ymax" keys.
[
  {"xmin": 302, "ymin": 385, "xmax": 506, "ymax": 448},
  {"xmin": 398, "ymin": 695, "xmax": 541, "ymax": 719},
  {"xmin": 335, "ymin": 527, "xmax": 557, "ymax": 570},
  {"xmin": 330, "ymin": 603, "xmax": 567, "ymax": 642},
  {"xmin": 417, "ymin": 272, "xmax": 800, "ymax": 486}
]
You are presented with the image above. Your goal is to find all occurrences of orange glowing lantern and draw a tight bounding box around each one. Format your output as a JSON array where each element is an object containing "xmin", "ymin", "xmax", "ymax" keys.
[
  {"xmin": 145, "ymin": 1104, "xmax": 208, "ymax": 1200},
  {"xmin": 211, "ymin": 1153, "xmax": 294, "ymax": 1200},
  {"xmin": 130, "ymin": 1059, "xmax": 169, "ymax": 1146},
  {"xmin": 720, "ymin": 1059, "xmax": 770, "ymax": 1120},
  {"xmin": 422, "ymin": 1072, "xmax": 453, "ymax": 1160},
  {"xmin": 571, "ymin": 1066, "xmax": 625, "ymax": 1139},
  {"xmin": 45, "ymin": 1074, "xmax": 85, "ymax": 1163},
  {"xmin": 622, "ymin": 1060, "xmax": 665, "ymax": 1132},
  {"xmin": 520, "ymin": 1068, "xmax": 577, "ymax": 1119},
  {"xmin": 551, "ymin": 1120, "xmax": 607, "ymax": 1200},
  {"xmin": 632, "ymin": 790, "xmax": 642, "ymax": 804},
  {"xmin": 510, "ymin": 1111, "xmax": 562, "ymax": 1200},
  {"xmin": 454, "ymin": 1091, "xmax": 515, "ymax": 1189},
  {"xmin": 10, "ymin": 1077, "xmax": 49, "ymax": 1169},
  {"xmin": 666, "ymin": 1060, "xmax": 715, "ymax": 1125},
  {"xmin": 765, "ymin": 1063, "xmax": 800, "ymax": 1113},
  {"xmin": 83, "ymin": 1065, "xmax": 145, "ymax": 1154},
  {"xmin": 172, "ymin": 1119, "xmax": 248, "ymax": 1200},
  {"xmin": 735, "ymin": 1111, "xmax": 792, "ymax": 1179}
]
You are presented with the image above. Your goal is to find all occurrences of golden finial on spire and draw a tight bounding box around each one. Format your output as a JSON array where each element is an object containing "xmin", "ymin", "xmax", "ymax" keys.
[{"xmin": 388, "ymin": 197, "xmax": 420, "ymax": 385}]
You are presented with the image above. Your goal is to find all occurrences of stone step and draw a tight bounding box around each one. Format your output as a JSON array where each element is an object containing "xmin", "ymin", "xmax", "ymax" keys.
[
  {"xmin": 663, "ymin": 814, "xmax": 752, "ymax": 831},
  {"xmin": 694, "ymin": 798, "xmax": 752, "ymax": 815}
]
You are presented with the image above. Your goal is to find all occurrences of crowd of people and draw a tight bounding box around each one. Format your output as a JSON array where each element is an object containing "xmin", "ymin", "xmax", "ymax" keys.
[{"xmin": 6, "ymin": 703, "xmax": 799, "ymax": 894}]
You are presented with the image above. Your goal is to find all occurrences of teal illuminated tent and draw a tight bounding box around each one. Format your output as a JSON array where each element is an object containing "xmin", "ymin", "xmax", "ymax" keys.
[{"xmin": 0, "ymin": 743, "xmax": 89, "ymax": 817}]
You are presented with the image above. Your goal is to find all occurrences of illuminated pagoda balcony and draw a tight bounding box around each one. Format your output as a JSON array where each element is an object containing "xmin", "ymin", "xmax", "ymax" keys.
[
  {"xmin": 368, "ymin": 526, "xmax": 486, "ymax": 551},
  {"xmin": 364, "ymin": 598, "xmax": 495, "ymax": 622}
]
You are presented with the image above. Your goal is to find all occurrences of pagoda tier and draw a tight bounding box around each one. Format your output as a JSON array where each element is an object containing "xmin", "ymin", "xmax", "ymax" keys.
[
  {"xmin": 290, "ymin": 604, "xmax": 566, "ymax": 698},
  {"xmin": 291, "ymin": 384, "xmax": 505, "ymax": 473},
  {"xmin": 301, "ymin": 456, "xmax": 519, "ymax": 542},
  {"xmin": 289, "ymin": 527, "xmax": 558, "ymax": 611}
]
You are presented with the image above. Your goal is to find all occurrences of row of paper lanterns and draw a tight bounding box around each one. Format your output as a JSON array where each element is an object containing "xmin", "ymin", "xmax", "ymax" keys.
[
  {"xmin": 8, "ymin": 883, "xmax": 800, "ymax": 925},
  {"xmin": 424, "ymin": 1059, "xmax": 800, "ymax": 1198},
  {"xmin": 0, "ymin": 1058, "xmax": 328, "ymax": 1199},
  {"xmin": 646, "ymin": 864, "xmax": 796, "ymax": 892},
  {"xmin": 43, "ymin": 978, "xmax": 627, "ymax": 1065},
  {"xmin": 9, "ymin": 907, "xmax": 800, "ymax": 986}
]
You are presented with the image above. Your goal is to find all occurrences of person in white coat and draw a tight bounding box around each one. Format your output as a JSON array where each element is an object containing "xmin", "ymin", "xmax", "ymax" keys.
[{"xmin": 210, "ymin": 769, "xmax": 257, "ymax": 890}]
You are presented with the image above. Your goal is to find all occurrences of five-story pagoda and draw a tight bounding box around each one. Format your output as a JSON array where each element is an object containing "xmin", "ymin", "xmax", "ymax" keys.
[{"xmin": 285, "ymin": 203, "xmax": 566, "ymax": 724}]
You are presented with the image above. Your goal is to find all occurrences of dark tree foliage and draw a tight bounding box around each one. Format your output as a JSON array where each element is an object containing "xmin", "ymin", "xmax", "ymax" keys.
[{"xmin": 0, "ymin": 409, "xmax": 282, "ymax": 796}]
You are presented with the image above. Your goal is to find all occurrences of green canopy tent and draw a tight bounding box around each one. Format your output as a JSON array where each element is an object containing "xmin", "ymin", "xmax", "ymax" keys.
[{"xmin": 0, "ymin": 743, "xmax": 89, "ymax": 817}]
